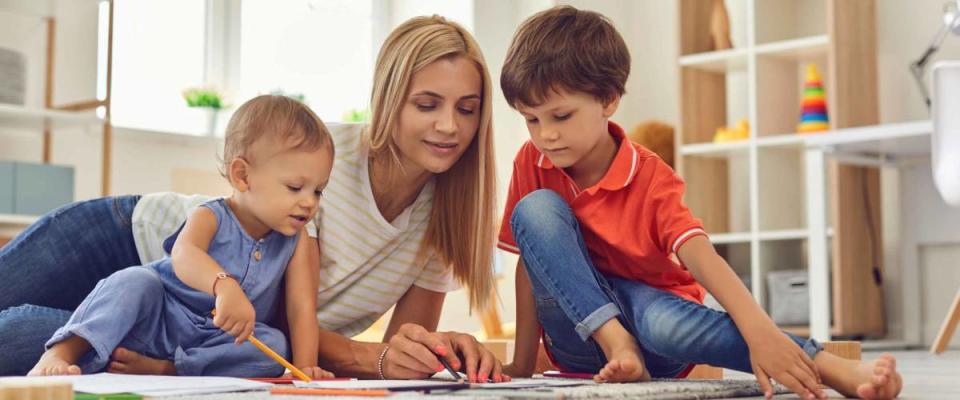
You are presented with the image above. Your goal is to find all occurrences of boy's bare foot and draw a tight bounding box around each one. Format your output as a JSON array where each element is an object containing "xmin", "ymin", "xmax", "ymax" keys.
[
  {"xmin": 107, "ymin": 347, "xmax": 176, "ymax": 375},
  {"xmin": 594, "ymin": 346, "xmax": 651, "ymax": 383},
  {"xmin": 851, "ymin": 355, "xmax": 902, "ymax": 399},
  {"xmin": 819, "ymin": 352, "xmax": 902, "ymax": 399},
  {"xmin": 591, "ymin": 319, "xmax": 651, "ymax": 383},
  {"xmin": 27, "ymin": 336, "xmax": 89, "ymax": 376}
]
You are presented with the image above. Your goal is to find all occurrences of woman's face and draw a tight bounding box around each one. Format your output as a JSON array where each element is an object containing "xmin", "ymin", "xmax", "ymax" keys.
[{"xmin": 394, "ymin": 56, "xmax": 482, "ymax": 175}]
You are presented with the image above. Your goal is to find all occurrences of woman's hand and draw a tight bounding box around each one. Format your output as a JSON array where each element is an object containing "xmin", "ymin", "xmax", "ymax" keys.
[
  {"xmin": 381, "ymin": 323, "xmax": 510, "ymax": 383},
  {"xmin": 213, "ymin": 280, "xmax": 256, "ymax": 344},
  {"xmin": 501, "ymin": 363, "xmax": 530, "ymax": 378}
]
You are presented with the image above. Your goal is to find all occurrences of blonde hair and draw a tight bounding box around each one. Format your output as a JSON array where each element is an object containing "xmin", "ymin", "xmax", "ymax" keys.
[
  {"xmin": 221, "ymin": 95, "xmax": 333, "ymax": 176},
  {"xmin": 368, "ymin": 16, "xmax": 497, "ymax": 312}
]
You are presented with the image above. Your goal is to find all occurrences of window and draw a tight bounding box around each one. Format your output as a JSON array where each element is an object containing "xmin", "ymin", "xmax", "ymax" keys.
[
  {"xmin": 109, "ymin": 0, "xmax": 208, "ymax": 134},
  {"xmin": 103, "ymin": 0, "xmax": 476, "ymax": 135},
  {"xmin": 239, "ymin": 0, "xmax": 373, "ymax": 123}
]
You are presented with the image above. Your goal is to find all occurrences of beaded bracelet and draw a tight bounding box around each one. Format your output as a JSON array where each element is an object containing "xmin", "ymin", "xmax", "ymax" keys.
[{"xmin": 377, "ymin": 344, "xmax": 390, "ymax": 380}]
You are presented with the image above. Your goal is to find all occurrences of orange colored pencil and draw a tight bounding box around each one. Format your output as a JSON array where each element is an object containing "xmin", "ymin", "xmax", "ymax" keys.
[{"xmin": 270, "ymin": 387, "xmax": 390, "ymax": 397}]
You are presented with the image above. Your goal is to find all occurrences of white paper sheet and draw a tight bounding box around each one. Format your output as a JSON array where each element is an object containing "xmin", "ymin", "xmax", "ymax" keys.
[
  {"xmin": 0, "ymin": 373, "xmax": 271, "ymax": 396},
  {"xmin": 290, "ymin": 375, "xmax": 590, "ymax": 391},
  {"xmin": 293, "ymin": 379, "xmax": 466, "ymax": 390}
]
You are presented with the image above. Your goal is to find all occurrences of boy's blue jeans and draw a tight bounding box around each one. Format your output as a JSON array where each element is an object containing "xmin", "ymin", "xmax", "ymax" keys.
[
  {"xmin": 511, "ymin": 189, "xmax": 822, "ymax": 377},
  {"xmin": 0, "ymin": 196, "xmax": 142, "ymax": 375}
]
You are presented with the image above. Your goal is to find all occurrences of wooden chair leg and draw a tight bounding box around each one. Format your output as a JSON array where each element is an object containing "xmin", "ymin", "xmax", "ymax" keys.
[{"xmin": 931, "ymin": 287, "xmax": 960, "ymax": 354}]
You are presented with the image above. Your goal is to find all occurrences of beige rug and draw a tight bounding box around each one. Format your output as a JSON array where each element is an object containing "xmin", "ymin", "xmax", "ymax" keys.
[{"xmin": 157, "ymin": 378, "xmax": 786, "ymax": 399}]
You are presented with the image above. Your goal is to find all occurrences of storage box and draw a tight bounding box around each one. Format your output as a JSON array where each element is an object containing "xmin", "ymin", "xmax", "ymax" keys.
[
  {"xmin": 766, "ymin": 269, "xmax": 810, "ymax": 325},
  {"xmin": 0, "ymin": 161, "xmax": 74, "ymax": 216},
  {"xmin": 0, "ymin": 47, "xmax": 26, "ymax": 105}
]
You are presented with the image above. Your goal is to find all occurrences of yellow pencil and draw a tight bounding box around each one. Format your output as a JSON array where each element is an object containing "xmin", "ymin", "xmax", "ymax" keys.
[
  {"xmin": 248, "ymin": 335, "xmax": 313, "ymax": 383},
  {"xmin": 211, "ymin": 309, "xmax": 312, "ymax": 382}
]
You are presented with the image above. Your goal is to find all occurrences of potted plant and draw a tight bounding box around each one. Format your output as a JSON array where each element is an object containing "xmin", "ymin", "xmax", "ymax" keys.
[{"xmin": 182, "ymin": 87, "xmax": 223, "ymax": 136}]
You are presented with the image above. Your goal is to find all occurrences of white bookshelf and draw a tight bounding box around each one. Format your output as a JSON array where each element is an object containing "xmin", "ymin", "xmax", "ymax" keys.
[
  {"xmin": 677, "ymin": 0, "xmax": 884, "ymax": 338},
  {"xmin": 0, "ymin": 0, "xmax": 110, "ymax": 239},
  {"xmin": 0, "ymin": 104, "xmax": 102, "ymax": 131},
  {"xmin": 678, "ymin": 48, "xmax": 748, "ymax": 73}
]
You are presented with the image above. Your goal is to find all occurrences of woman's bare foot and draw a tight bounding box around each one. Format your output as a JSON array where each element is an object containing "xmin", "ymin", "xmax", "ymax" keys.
[
  {"xmin": 819, "ymin": 352, "xmax": 902, "ymax": 399},
  {"xmin": 107, "ymin": 347, "xmax": 176, "ymax": 375},
  {"xmin": 27, "ymin": 336, "xmax": 88, "ymax": 376}
]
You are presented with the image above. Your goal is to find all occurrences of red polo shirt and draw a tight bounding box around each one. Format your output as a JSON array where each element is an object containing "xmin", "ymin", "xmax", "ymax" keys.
[{"xmin": 498, "ymin": 122, "xmax": 708, "ymax": 304}]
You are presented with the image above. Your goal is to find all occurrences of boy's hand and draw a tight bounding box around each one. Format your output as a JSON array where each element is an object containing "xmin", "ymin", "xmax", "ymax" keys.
[
  {"xmin": 747, "ymin": 329, "xmax": 825, "ymax": 400},
  {"xmin": 213, "ymin": 280, "xmax": 256, "ymax": 344}
]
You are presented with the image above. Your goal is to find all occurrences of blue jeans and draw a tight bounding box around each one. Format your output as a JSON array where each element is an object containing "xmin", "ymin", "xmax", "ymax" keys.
[
  {"xmin": 511, "ymin": 189, "xmax": 822, "ymax": 377},
  {"xmin": 0, "ymin": 196, "xmax": 142, "ymax": 375}
]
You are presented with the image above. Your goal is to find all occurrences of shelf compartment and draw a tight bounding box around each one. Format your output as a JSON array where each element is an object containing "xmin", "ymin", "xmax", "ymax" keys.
[
  {"xmin": 682, "ymin": 153, "xmax": 750, "ymax": 235},
  {"xmin": 755, "ymin": 52, "xmax": 829, "ymax": 139},
  {"xmin": 680, "ymin": 67, "xmax": 750, "ymax": 145},
  {"xmin": 754, "ymin": 0, "xmax": 826, "ymax": 45},
  {"xmin": 758, "ymin": 145, "xmax": 805, "ymax": 231},
  {"xmin": 757, "ymin": 238, "xmax": 809, "ymax": 312},
  {"xmin": 678, "ymin": 0, "xmax": 749, "ymax": 56}
]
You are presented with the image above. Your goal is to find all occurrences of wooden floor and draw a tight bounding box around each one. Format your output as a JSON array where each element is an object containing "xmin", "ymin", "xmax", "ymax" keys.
[{"xmin": 724, "ymin": 350, "xmax": 960, "ymax": 399}]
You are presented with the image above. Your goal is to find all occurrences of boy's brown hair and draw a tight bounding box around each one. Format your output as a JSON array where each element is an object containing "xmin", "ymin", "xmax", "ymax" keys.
[
  {"xmin": 220, "ymin": 94, "xmax": 333, "ymax": 177},
  {"xmin": 501, "ymin": 5, "xmax": 630, "ymax": 108}
]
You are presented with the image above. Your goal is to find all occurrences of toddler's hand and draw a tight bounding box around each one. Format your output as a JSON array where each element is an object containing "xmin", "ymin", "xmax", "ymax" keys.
[{"xmin": 213, "ymin": 281, "xmax": 256, "ymax": 344}]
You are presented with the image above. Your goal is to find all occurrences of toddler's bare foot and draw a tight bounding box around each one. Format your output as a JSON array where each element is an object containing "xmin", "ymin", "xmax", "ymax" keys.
[
  {"xmin": 107, "ymin": 347, "xmax": 176, "ymax": 375},
  {"xmin": 28, "ymin": 350, "xmax": 81, "ymax": 376},
  {"xmin": 28, "ymin": 336, "xmax": 89, "ymax": 376}
]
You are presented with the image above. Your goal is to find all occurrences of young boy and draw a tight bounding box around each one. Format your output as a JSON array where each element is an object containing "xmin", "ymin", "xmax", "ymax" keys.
[
  {"xmin": 497, "ymin": 6, "xmax": 901, "ymax": 400},
  {"xmin": 30, "ymin": 95, "xmax": 335, "ymax": 379}
]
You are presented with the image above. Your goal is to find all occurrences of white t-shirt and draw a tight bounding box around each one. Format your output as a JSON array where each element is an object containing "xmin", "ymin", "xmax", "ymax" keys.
[{"xmin": 131, "ymin": 123, "xmax": 459, "ymax": 337}]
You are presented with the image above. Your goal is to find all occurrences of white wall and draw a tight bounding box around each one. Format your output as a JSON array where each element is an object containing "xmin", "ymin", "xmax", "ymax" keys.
[{"xmin": 876, "ymin": 0, "xmax": 960, "ymax": 347}]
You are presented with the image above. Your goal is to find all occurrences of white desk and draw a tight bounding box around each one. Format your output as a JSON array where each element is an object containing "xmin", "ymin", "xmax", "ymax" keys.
[{"xmin": 803, "ymin": 120, "xmax": 932, "ymax": 341}]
